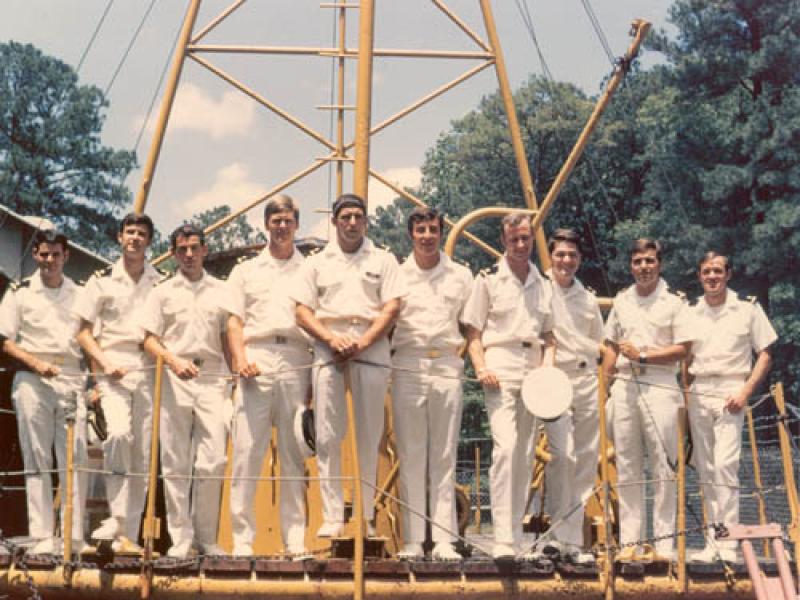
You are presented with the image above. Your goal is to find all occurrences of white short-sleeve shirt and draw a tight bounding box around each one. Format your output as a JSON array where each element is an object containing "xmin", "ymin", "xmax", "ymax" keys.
[
  {"xmin": 461, "ymin": 257, "xmax": 553, "ymax": 349},
  {"xmin": 546, "ymin": 271, "xmax": 604, "ymax": 369},
  {"xmin": 140, "ymin": 270, "xmax": 230, "ymax": 362},
  {"xmin": 290, "ymin": 238, "xmax": 405, "ymax": 321},
  {"xmin": 226, "ymin": 249, "xmax": 309, "ymax": 345},
  {"xmin": 392, "ymin": 252, "xmax": 473, "ymax": 353},
  {"xmin": 604, "ymin": 278, "xmax": 686, "ymax": 372},
  {"xmin": 73, "ymin": 259, "xmax": 163, "ymax": 366},
  {"xmin": 0, "ymin": 272, "xmax": 81, "ymax": 360},
  {"xmin": 676, "ymin": 289, "xmax": 778, "ymax": 377}
]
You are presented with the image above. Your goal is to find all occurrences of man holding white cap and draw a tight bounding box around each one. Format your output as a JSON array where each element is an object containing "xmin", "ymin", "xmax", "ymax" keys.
[
  {"xmin": 537, "ymin": 228, "xmax": 603, "ymax": 565},
  {"xmin": 602, "ymin": 238, "xmax": 690, "ymax": 562},
  {"xmin": 292, "ymin": 193, "xmax": 404, "ymax": 538},
  {"xmin": 227, "ymin": 194, "xmax": 312, "ymax": 557},
  {"xmin": 391, "ymin": 206, "xmax": 472, "ymax": 561},
  {"xmin": 75, "ymin": 213, "xmax": 162, "ymax": 553},
  {"xmin": 679, "ymin": 251, "xmax": 776, "ymax": 564},
  {"xmin": 462, "ymin": 211, "xmax": 556, "ymax": 559}
]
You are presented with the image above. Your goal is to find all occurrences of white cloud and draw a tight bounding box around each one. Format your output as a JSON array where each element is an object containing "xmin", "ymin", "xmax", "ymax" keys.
[
  {"xmin": 367, "ymin": 166, "xmax": 422, "ymax": 214},
  {"xmin": 134, "ymin": 82, "xmax": 256, "ymax": 140},
  {"xmin": 175, "ymin": 163, "xmax": 264, "ymax": 227}
]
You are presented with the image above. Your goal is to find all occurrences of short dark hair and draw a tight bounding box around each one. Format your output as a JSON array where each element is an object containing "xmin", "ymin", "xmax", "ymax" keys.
[
  {"xmin": 169, "ymin": 223, "xmax": 205, "ymax": 250},
  {"xmin": 32, "ymin": 229, "xmax": 68, "ymax": 252},
  {"xmin": 264, "ymin": 194, "xmax": 300, "ymax": 225},
  {"xmin": 500, "ymin": 211, "xmax": 531, "ymax": 231},
  {"xmin": 331, "ymin": 193, "xmax": 366, "ymax": 218},
  {"xmin": 407, "ymin": 206, "xmax": 444, "ymax": 235},
  {"xmin": 119, "ymin": 212, "xmax": 154, "ymax": 240},
  {"xmin": 547, "ymin": 228, "xmax": 582, "ymax": 254},
  {"xmin": 698, "ymin": 250, "xmax": 732, "ymax": 273},
  {"xmin": 629, "ymin": 238, "xmax": 662, "ymax": 262}
]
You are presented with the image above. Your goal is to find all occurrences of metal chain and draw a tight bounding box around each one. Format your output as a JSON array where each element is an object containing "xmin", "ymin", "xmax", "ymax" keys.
[
  {"xmin": 0, "ymin": 530, "xmax": 42, "ymax": 600},
  {"xmin": 595, "ymin": 522, "xmax": 727, "ymax": 555}
]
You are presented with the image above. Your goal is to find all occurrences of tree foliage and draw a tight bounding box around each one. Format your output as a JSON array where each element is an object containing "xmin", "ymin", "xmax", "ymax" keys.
[
  {"xmin": 0, "ymin": 42, "xmax": 136, "ymax": 254},
  {"xmin": 188, "ymin": 205, "xmax": 266, "ymax": 254}
]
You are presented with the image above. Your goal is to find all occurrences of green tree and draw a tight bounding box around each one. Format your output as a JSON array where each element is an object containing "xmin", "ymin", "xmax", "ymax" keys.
[
  {"xmin": 0, "ymin": 42, "xmax": 136, "ymax": 254},
  {"xmin": 189, "ymin": 205, "xmax": 266, "ymax": 254}
]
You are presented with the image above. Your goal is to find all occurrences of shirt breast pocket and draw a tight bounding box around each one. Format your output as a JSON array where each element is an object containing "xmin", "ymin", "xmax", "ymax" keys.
[{"xmin": 360, "ymin": 271, "xmax": 382, "ymax": 302}]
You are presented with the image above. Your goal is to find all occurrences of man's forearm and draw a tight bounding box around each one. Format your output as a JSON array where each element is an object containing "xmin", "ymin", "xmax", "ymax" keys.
[
  {"xmin": 742, "ymin": 349, "xmax": 772, "ymax": 398},
  {"xmin": 143, "ymin": 334, "xmax": 172, "ymax": 364},
  {"xmin": 357, "ymin": 299, "xmax": 401, "ymax": 350},
  {"xmin": 2, "ymin": 339, "xmax": 43, "ymax": 372},
  {"xmin": 226, "ymin": 315, "xmax": 249, "ymax": 370},
  {"xmin": 296, "ymin": 304, "xmax": 334, "ymax": 345},
  {"xmin": 646, "ymin": 342, "xmax": 690, "ymax": 365},
  {"xmin": 76, "ymin": 322, "xmax": 108, "ymax": 371}
]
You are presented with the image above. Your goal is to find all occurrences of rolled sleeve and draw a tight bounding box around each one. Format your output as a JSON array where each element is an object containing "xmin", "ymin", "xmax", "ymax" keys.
[
  {"xmin": 73, "ymin": 276, "xmax": 102, "ymax": 324},
  {"xmin": 0, "ymin": 291, "xmax": 19, "ymax": 341},
  {"xmin": 139, "ymin": 288, "xmax": 165, "ymax": 339},
  {"xmin": 603, "ymin": 305, "xmax": 621, "ymax": 343},
  {"xmin": 751, "ymin": 303, "xmax": 778, "ymax": 353},
  {"xmin": 289, "ymin": 261, "xmax": 319, "ymax": 309},
  {"xmin": 225, "ymin": 265, "xmax": 247, "ymax": 320},
  {"xmin": 379, "ymin": 254, "xmax": 406, "ymax": 303},
  {"xmin": 461, "ymin": 276, "xmax": 489, "ymax": 332}
]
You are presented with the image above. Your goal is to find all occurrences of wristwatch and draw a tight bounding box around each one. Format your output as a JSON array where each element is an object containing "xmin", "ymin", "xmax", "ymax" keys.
[{"xmin": 639, "ymin": 351, "xmax": 648, "ymax": 364}]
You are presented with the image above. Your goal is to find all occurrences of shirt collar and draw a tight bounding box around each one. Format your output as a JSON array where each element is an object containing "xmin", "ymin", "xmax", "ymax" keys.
[
  {"xmin": 698, "ymin": 287, "xmax": 739, "ymax": 317},
  {"xmin": 30, "ymin": 271, "xmax": 73, "ymax": 294},
  {"xmin": 257, "ymin": 246, "xmax": 303, "ymax": 269},
  {"xmin": 175, "ymin": 269, "xmax": 209, "ymax": 289},
  {"xmin": 499, "ymin": 256, "xmax": 541, "ymax": 288},
  {"xmin": 544, "ymin": 268, "xmax": 585, "ymax": 297},
  {"xmin": 402, "ymin": 251, "xmax": 447, "ymax": 281},
  {"xmin": 111, "ymin": 258, "xmax": 161, "ymax": 284},
  {"xmin": 325, "ymin": 237, "xmax": 374, "ymax": 260}
]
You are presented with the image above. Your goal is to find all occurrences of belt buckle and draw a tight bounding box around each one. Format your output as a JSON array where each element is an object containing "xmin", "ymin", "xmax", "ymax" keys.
[
  {"xmin": 631, "ymin": 363, "xmax": 646, "ymax": 377},
  {"xmin": 349, "ymin": 318, "xmax": 362, "ymax": 326},
  {"xmin": 426, "ymin": 349, "xmax": 442, "ymax": 359},
  {"xmin": 275, "ymin": 335, "xmax": 287, "ymax": 345},
  {"xmin": 521, "ymin": 341, "xmax": 532, "ymax": 349},
  {"xmin": 577, "ymin": 360, "xmax": 587, "ymax": 369},
  {"xmin": 52, "ymin": 355, "xmax": 64, "ymax": 366},
  {"xmin": 192, "ymin": 358, "xmax": 204, "ymax": 367}
]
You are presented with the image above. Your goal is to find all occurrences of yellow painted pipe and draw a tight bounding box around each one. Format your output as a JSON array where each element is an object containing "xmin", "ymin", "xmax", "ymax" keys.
[
  {"xmin": 1, "ymin": 566, "xmax": 756, "ymax": 599},
  {"xmin": 344, "ymin": 363, "xmax": 365, "ymax": 600},
  {"xmin": 597, "ymin": 365, "xmax": 615, "ymax": 600},
  {"xmin": 141, "ymin": 356, "xmax": 164, "ymax": 600},
  {"xmin": 677, "ymin": 406, "xmax": 688, "ymax": 594},
  {"xmin": 62, "ymin": 414, "xmax": 75, "ymax": 586},
  {"xmin": 353, "ymin": 0, "xmax": 376, "ymax": 201}
]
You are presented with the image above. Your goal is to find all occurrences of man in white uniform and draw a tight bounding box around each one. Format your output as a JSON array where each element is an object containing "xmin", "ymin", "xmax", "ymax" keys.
[
  {"xmin": 0, "ymin": 230, "xmax": 88, "ymax": 555},
  {"xmin": 539, "ymin": 229, "xmax": 603, "ymax": 565},
  {"xmin": 391, "ymin": 207, "xmax": 472, "ymax": 561},
  {"xmin": 292, "ymin": 193, "xmax": 404, "ymax": 538},
  {"xmin": 602, "ymin": 238, "xmax": 690, "ymax": 562},
  {"xmin": 678, "ymin": 252, "xmax": 777, "ymax": 564},
  {"xmin": 141, "ymin": 224, "xmax": 231, "ymax": 558},
  {"xmin": 462, "ymin": 212, "xmax": 556, "ymax": 559},
  {"xmin": 75, "ymin": 213, "xmax": 161, "ymax": 553},
  {"xmin": 227, "ymin": 195, "xmax": 312, "ymax": 557}
]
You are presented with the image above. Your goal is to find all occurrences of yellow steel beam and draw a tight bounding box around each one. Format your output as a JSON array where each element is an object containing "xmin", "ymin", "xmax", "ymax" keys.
[
  {"xmin": 133, "ymin": 0, "xmax": 202, "ymax": 214},
  {"xmin": 442, "ymin": 206, "xmax": 536, "ymax": 258},
  {"xmin": 478, "ymin": 0, "xmax": 548, "ymax": 269},
  {"xmin": 353, "ymin": 0, "xmax": 376, "ymax": 201},
  {"xmin": 188, "ymin": 44, "xmax": 493, "ymax": 59},
  {"xmin": 191, "ymin": 0, "xmax": 246, "ymax": 44},
  {"xmin": 431, "ymin": 0, "xmax": 491, "ymax": 52}
]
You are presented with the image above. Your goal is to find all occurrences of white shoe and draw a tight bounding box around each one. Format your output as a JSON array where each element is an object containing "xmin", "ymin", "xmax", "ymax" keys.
[
  {"xmin": 286, "ymin": 545, "xmax": 313, "ymax": 561},
  {"xmin": 366, "ymin": 523, "xmax": 377, "ymax": 538},
  {"xmin": 491, "ymin": 543, "xmax": 516, "ymax": 559},
  {"xmin": 317, "ymin": 522, "xmax": 344, "ymax": 538},
  {"xmin": 111, "ymin": 536, "xmax": 143, "ymax": 555},
  {"xmin": 689, "ymin": 546, "xmax": 719, "ymax": 564},
  {"xmin": 232, "ymin": 544, "xmax": 253, "ymax": 557},
  {"xmin": 718, "ymin": 548, "xmax": 739, "ymax": 563},
  {"xmin": 432, "ymin": 542, "xmax": 461, "ymax": 561},
  {"xmin": 562, "ymin": 544, "xmax": 595, "ymax": 566},
  {"xmin": 197, "ymin": 543, "xmax": 227, "ymax": 556},
  {"xmin": 396, "ymin": 543, "xmax": 424, "ymax": 560},
  {"xmin": 167, "ymin": 540, "xmax": 194, "ymax": 558},
  {"xmin": 30, "ymin": 538, "xmax": 56, "ymax": 554},
  {"xmin": 91, "ymin": 517, "xmax": 119, "ymax": 541}
]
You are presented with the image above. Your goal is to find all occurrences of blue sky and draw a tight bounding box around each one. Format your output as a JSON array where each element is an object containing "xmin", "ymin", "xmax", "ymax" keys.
[{"xmin": 1, "ymin": 0, "xmax": 674, "ymax": 241}]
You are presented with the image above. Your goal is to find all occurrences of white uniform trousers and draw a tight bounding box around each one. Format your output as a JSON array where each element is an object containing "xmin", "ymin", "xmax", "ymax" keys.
[
  {"xmin": 610, "ymin": 370, "xmax": 681, "ymax": 554},
  {"xmin": 483, "ymin": 345, "xmax": 541, "ymax": 548},
  {"xmin": 98, "ymin": 371, "xmax": 152, "ymax": 541},
  {"xmin": 13, "ymin": 371, "xmax": 88, "ymax": 541},
  {"xmin": 313, "ymin": 330, "xmax": 390, "ymax": 524},
  {"xmin": 160, "ymin": 369, "xmax": 228, "ymax": 548},
  {"xmin": 688, "ymin": 375, "xmax": 746, "ymax": 551},
  {"xmin": 230, "ymin": 343, "xmax": 310, "ymax": 552},
  {"xmin": 391, "ymin": 352, "xmax": 463, "ymax": 544},
  {"xmin": 544, "ymin": 372, "xmax": 599, "ymax": 547}
]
